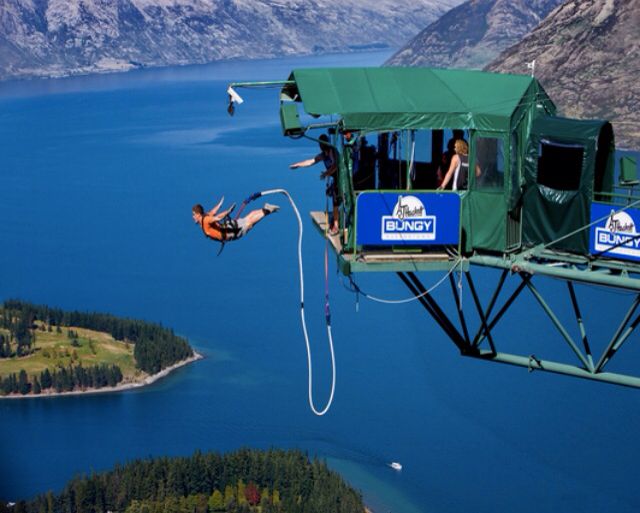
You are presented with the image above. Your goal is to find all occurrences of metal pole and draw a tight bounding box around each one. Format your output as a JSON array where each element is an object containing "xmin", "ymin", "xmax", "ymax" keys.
[
  {"xmin": 482, "ymin": 269, "xmax": 509, "ymax": 322},
  {"xmin": 397, "ymin": 272, "xmax": 461, "ymax": 349},
  {"xmin": 596, "ymin": 310, "xmax": 640, "ymax": 373},
  {"xmin": 472, "ymin": 350, "xmax": 640, "ymax": 388},
  {"xmin": 526, "ymin": 280, "xmax": 592, "ymax": 371},
  {"xmin": 567, "ymin": 282, "xmax": 595, "ymax": 372},
  {"xmin": 472, "ymin": 273, "xmax": 529, "ymax": 347},
  {"xmin": 397, "ymin": 272, "xmax": 467, "ymax": 353},
  {"xmin": 229, "ymin": 80, "xmax": 296, "ymax": 88},
  {"xmin": 406, "ymin": 272, "xmax": 469, "ymax": 351},
  {"xmin": 594, "ymin": 294, "xmax": 640, "ymax": 372},
  {"xmin": 465, "ymin": 272, "xmax": 497, "ymax": 354},
  {"xmin": 449, "ymin": 273, "xmax": 471, "ymax": 346}
]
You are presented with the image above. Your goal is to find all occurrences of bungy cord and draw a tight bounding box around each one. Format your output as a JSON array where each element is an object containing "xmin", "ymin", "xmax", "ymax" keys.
[{"xmin": 258, "ymin": 188, "xmax": 336, "ymax": 416}]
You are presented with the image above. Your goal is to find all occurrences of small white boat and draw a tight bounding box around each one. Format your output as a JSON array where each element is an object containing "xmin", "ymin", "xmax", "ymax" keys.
[{"xmin": 389, "ymin": 462, "xmax": 402, "ymax": 471}]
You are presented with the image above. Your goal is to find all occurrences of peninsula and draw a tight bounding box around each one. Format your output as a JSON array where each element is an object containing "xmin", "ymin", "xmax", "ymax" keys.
[{"xmin": 0, "ymin": 300, "xmax": 200, "ymax": 398}]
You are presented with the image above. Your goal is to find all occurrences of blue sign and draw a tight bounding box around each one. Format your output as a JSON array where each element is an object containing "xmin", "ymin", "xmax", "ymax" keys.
[
  {"xmin": 356, "ymin": 192, "xmax": 460, "ymax": 246},
  {"xmin": 590, "ymin": 203, "xmax": 640, "ymax": 262}
]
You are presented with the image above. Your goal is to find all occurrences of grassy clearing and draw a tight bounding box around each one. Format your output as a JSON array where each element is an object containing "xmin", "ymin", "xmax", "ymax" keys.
[{"xmin": 0, "ymin": 324, "xmax": 143, "ymax": 380}]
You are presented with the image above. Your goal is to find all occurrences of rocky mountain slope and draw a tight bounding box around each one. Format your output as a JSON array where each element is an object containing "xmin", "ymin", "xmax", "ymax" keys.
[
  {"xmin": 487, "ymin": 0, "xmax": 640, "ymax": 149},
  {"xmin": 0, "ymin": 0, "xmax": 460, "ymax": 80},
  {"xmin": 386, "ymin": 0, "xmax": 564, "ymax": 69}
]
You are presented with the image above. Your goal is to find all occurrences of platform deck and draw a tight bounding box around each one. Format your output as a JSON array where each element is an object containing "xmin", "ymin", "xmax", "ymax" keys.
[{"xmin": 309, "ymin": 211, "xmax": 463, "ymax": 274}]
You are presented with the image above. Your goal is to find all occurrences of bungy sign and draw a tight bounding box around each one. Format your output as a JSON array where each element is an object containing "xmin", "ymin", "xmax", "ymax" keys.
[
  {"xmin": 590, "ymin": 203, "xmax": 640, "ymax": 261},
  {"xmin": 356, "ymin": 192, "xmax": 460, "ymax": 246}
]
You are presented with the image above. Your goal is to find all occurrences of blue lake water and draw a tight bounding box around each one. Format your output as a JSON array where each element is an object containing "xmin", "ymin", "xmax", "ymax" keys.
[{"xmin": 1, "ymin": 51, "xmax": 640, "ymax": 513}]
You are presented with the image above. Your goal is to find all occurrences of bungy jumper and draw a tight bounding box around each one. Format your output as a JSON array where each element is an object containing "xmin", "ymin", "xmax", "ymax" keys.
[{"xmin": 226, "ymin": 66, "xmax": 640, "ymax": 391}]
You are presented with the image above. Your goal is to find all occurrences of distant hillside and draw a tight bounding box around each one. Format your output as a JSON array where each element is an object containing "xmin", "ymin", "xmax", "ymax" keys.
[
  {"xmin": 487, "ymin": 0, "xmax": 640, "ymax": 150},
  {"xmin": 386, "ymin": 0, "xmax": 564, "ymax": 69},
  {"xmin": 0, "ymin": 0, "xmax": 461, "ymax": 80}
]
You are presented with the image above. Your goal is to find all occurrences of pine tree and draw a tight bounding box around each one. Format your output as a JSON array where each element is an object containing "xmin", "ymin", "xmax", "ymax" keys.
[
  {"xmin": 237, "ymin": 480, "xmax": 247, "ymax": 505},
  {"xmin": 224, "ymin": 485, "xmax": 235, "ymax": 509},
  {"xmin": 261, "ymin": 487, "xmax": 270, "ymax": 505},
  {"xmin": 208, "ymin": 490, "xmax": 224, "ymax": 512},
  {"xmin": 41, "ymin": 368, "xmax": 52, "ymax": 389},
  {"xmin": 33, "ymin": 375, "xmax": 42, "ymax": 394},
  {"xmin": 18, "ymin": 369, "xmax": 30, "ymax": 395},
  {"xmin": 125, "ymin": 500, "xmax": 142, "ymax": 513}
]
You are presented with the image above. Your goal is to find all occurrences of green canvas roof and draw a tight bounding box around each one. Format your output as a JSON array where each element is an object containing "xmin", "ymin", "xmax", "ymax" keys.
[{"xmin": 281, "ymin": 67, "xmax": 553, "ymax": 132}]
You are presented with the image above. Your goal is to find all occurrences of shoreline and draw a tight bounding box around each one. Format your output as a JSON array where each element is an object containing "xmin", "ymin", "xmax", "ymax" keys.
[{"xmin": 0, "ymin": 351, "xmax": 204, "ymax": 400}]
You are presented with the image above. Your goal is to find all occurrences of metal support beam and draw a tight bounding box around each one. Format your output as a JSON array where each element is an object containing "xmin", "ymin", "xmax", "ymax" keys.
[
  {"xmin": 567, "ymin": 282, "xmax": 595, "ymax": 371},
  {"xmin": 397, "ymin": 272, "xmax": 469, "ymax": 354},
  {"xmin": 472, "ymin": 273, "xmax": 529, "ymax": 348},
  {"xmin": 229, "ymin": 80, "xmax": 295, "ymax": 88},
  {"xmin": 449, "ymin": 273, "xmax": 471, "ymax": 347},
  {"xmin": 470, "ymin": 253, "xmax": 640, "ymax": 291},
  {"xmin": 600, "ymin": 313, "xmax": 640, "ymax": 370},
  {"xmin": 406, "ymin": 272, "xmax": 470, "ymax": 352},
  {"xmin": 472, "ymin": 350, "xmax": 640, "ymax": 389},
  {"xmin": 525, "ymin": 279, "xmax": 593, "ymax": 371},
  {"xmin": 465, "ymin": 272, "xmax": 497, "ymax": 355},
  {"xmin": 395, "ymin": 267, "xmax": 640, "ymax": 390},
  {"xmin": 595, "ymin": 294, "xmax": 640, "ymax": 372}
]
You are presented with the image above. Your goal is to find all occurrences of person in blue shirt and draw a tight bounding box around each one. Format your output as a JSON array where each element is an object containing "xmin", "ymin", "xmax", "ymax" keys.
[{"xmin": 290, "ymin": 134, "xmax": 341, "ymax": 235}]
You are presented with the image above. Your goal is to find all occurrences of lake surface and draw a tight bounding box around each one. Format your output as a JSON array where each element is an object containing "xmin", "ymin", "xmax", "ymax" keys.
[{"xmin": 1, "ymin": 51, "xmax": 639, "ymax": 513}]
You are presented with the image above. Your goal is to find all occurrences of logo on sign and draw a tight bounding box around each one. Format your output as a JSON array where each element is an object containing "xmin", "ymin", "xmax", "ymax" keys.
[
  {"xmin": 594, "ymin": 210, "xmax": 640, "ymax": 258},
  {"xmin": 381, "ymin": 195, "xmax": 436, "ymax": 241}
]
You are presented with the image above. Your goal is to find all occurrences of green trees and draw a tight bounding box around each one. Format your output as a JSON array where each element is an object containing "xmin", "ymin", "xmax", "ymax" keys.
[
  {"xmin": 41, "ymin": 368, "xmax": 52, "ymax": 389},
  {"xmin": 0, "ymin": 334, "xmax": 11, "ymax": 357},
  {"xmin": 208, "ymin": 490, "xmax": 224, "ymax": 511},
  {"xmin": 24, "ymin": 449, "xmax": 365, "ymax": 513},
  {"xmin": 0, "ymin": 363, "xmax": 125, "ymax": 396},
  {"xmin": 14, "ymin": 311, "xmax": 35, "ymax": 356},
  {"xmin": 18, "ymin": 369, "xmax": 30, "ymax": 395},
  {"xmin": 32, "ymin": 375, "xmax": 41, "ymax": 394},
  {"xmin": 1, "ymin": 300, "xmax": 194, "ymax": 376},
  {"xmin": 0, "ymin": 308, "xmax": 35, "ymax": 357}
]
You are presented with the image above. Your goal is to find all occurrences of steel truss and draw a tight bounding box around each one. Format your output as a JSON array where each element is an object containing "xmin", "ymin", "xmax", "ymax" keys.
[{"xmin": 397, "ymin": 270, "xmax": 640, "ymax": 388}]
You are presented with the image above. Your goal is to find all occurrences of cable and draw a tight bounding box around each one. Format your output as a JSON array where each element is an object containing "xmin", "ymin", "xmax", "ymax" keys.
[
  {"xmin": 258, "ymin": 188, "xmax": 336, "ymax": 416},
  {"xmin": 347, "ymin": 259, "xmax": 462, "ymax": 305}
]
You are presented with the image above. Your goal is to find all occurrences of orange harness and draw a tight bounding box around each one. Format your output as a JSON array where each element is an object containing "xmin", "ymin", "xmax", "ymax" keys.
[{"xmin": 200, "ymin": 218, "xmax": 240, "ymax": 242}]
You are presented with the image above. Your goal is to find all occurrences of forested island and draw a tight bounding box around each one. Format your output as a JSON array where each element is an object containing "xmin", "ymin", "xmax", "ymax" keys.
[
  {"xmin": 4, "ymin": 449, "xmax": 365, "ymax": 513},
  {"xmin": 0, "ymin": 300, "xmax": 199, "ymax": 397}
]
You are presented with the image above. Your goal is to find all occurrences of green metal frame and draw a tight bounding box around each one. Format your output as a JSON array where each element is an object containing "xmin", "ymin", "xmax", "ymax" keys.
[
  {"xmin": 228, "ymin": 71, "xmax": 640, "ymax": 390},
  {"xmin": 397, "ymin": 268, "xmax": 640, "ymax": 388}
]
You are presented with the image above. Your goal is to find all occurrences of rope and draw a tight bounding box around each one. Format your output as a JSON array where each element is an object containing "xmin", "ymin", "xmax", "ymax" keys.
[
  {"xmin": 346, "ymin": 258, "xmax": 462, "ymax": 305},
  {"xmin": 233, "ymin": 192, "xmax": 262, "ymax": 220},
  {"xmin": 257, "ymin": 188, "xmax": 337, "ymax": 416},
  {"xmin": 408, "ymin": 132, "xmax": 416, "ymax": 188}
]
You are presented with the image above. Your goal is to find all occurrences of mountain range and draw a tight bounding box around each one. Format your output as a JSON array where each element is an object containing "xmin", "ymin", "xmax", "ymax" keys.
[
  {"xmin": 385, "ymin": 0, "xmax": 565, "ymax": 69},
  {"xmin": 0, "ymin": 0, "xmax": 460, "ymax": 80},
  {"xmin": 1, "ymin": 0, "xmax": 637, "ymax": 148},
  {"xmin": 487, "ymin": 0, "xmax": 640, "ymax": 149}
]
